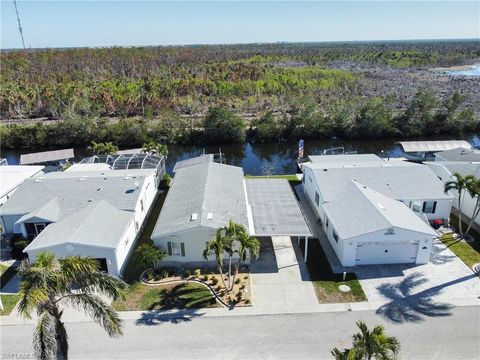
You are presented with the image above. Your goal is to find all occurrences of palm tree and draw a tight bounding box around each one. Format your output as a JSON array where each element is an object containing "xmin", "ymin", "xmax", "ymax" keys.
[
  {"xmin": 464, "ymin": 177, "xmax": 480, "ymax": 237},
  {"xmin": 135, "ymin": 243, "xmax": 166, "ymax": 271},
  {"xmin": 331, "ymin": 321, "xmax": 399, "ymax": 360},
  {"xmin": 444, "ymin": 173, "xmax": 474, "ymax": 236},
  {"xmin": 17, "ymin": 253, "xmax": 127, "ymax": 360},
  {"xmin": 142, "ymin": 141, "xmax": 168, "ymax": 157},
  {"xmin": 203, "ymin": 228, "xmax": 229, "ymax": 290},
  {"xmin": 90, "ymin": 141, "xmax": 119, "ymax": 156},
  {"xmin": 230, "ymin": 227, "xmax": 260, "ymax": 291},
  {"xmin": 204, "ymin": 220, "xmax": 260, "ymax": 292}
]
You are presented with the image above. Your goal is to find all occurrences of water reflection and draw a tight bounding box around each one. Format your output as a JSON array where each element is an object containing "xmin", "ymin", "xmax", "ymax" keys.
[{"xmin": 2, "ymin": 134, "xmax": 479, "ymax": 176}]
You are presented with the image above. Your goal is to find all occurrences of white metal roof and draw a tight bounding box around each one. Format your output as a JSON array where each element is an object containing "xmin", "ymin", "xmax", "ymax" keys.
[
  {"xmin": 324, "ymin": 181, "xmax": 438, "ymax": 239},
  {"xmin": 173, "ymin": 154, "xmax": 214, "ymax": 172},
  {"xmin": 0, "ymin": 165, "xmax": 45, "ymax": 198},
  {"xmin": 398, "ymin": 140, "xmax": 471, "ymax": 153},
  {"xmin": 66, "ymin": 163, "xmax": 112, "ymax": 172},
  {"xmin": 20, "ymin": 148, "xmax": 75, "ymax": 165}
]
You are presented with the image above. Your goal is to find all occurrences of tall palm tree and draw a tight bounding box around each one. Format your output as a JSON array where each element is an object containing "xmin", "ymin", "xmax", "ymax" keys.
[
  {"xmin": 464, "ymin": 177, "xmax": 480, "ymax": 237},
  {"xmin": 331, "ymin": 348, "xmax": 357, "ymax": 360},
  {"xmin": 204, "ymin": 220, "xmax": 260, "ymax": 292},
  {"xmin": 90, "ymin": 141, "xmax": 119, "ymax": 156},
  {"xmin": 17, "ymin": 253, "xmax": 127, "ymax": 360},
  {"xmin": 445, "ymin": 173, "xmax": 474, "ymax": 235},
  {"xmin": 203, "ymin": 228, "xmax": 229, "ymax": 290}
]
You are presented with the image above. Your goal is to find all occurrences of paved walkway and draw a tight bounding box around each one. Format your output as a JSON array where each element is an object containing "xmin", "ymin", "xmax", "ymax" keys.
[{"xmin": 249, "ymin": 236, "xmax": 318, "ymax": 313}]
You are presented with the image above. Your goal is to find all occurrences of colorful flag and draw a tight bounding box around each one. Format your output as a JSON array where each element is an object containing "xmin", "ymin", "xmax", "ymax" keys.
[{"xmin": 298, "ymin": 139, "xmax": 304, "ymax": 159}]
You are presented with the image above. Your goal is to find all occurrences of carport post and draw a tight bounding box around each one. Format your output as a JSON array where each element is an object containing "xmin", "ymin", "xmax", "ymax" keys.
[{"xmin": 304, "ymin": 236, "xmax": 309, "ymax": 262}]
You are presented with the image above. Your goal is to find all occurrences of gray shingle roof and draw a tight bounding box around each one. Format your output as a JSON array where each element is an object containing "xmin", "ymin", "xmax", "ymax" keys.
[
  {"xmin": 20, "ymin": 148, "xmax": 74, "ymax": 165},
  {"xmin": 441, "ymin": 162, "xmax": 480, "ymax": 178},
  {"xmin": 24, "ymin": 200, "xmax": 134, "ymax": 251},
  {"xmin": 173, "ymin": 154, "xmax": 214, "ymax": 172},
  {"xmin": 311, "ymin": 164, "xmax": 453, "ymax": 202},
  {"xmin": 152, "ymin": 162, "xmax": 248, "ymax": 238},
  {"xmin": 323, "ymin": 181, "xmax": 438, "ymax": 239}
]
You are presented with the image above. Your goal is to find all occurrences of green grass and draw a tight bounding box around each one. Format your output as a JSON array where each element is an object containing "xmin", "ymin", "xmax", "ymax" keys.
[
  {"xmin": 0, "ymin": 294, "xmax": 19, "ymax": 316},
  {"xmin": 440, "ymin": 213, "xmax": 480, "ymax": 269},
  {"xmin": 244, "ymin": 174, "xmax": 300, "ymax": 181},
  {"xmin": 113, "ymin": 282, "xmax": 217, "ymax": 311},
  {"xmin": 121, "ymin": 191, "xmax": 168, "ymax": 283},
  {"xmin": 305, "ymin": 238, "xmax": 367, "ymax": 303},
  {"xmin": 0, "ymin": 264, "xmax": 18, "ymax": 290}
]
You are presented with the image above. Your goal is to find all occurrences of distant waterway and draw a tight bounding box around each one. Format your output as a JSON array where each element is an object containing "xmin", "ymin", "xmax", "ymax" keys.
[
  {"xmin": 437, "ymin": 63, "xmax": 480, "ymax": 77},
  {"xmin": 2, "ymin": 135, "xmax": 479, "ymax": 176}
]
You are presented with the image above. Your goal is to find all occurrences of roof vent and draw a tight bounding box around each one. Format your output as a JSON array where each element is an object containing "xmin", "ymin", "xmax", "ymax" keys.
[
  {"xmin": 377, "ymin": 203, "xmax": 386, "ymax": 210},
  {"xmin": 79, "ymin": 178, "xmax": 85, "ymax": 181},
  {"xmin": 190, "ymin": 213, "xmax": 198, "ymax": 221},
  {"xmin": 97, "ymin": 187, "xmax": 102, "ymax": 192},
  {"xmin": 87, "ymin": 199, "xmax": 93, "ymax": 202},
  {"xmin": 34, "ymin": 179, "xmax": 41, "ymax": 183},
  {"xmin": 207, "ymin": 212, "xmax": 213, "ymax": 220},
  {"xmin": 323, "ymin": 169, "xmax": 328, "ymax": 171},
  {"xmin": 124, "ymin": 176, "xmax": 130, "ymax": 180}
]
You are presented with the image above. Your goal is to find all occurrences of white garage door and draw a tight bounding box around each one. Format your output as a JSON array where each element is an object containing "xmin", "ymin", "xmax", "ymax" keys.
[{"xmin": 355, "ymin": 241, "xmax": 419, "ymax": 265}]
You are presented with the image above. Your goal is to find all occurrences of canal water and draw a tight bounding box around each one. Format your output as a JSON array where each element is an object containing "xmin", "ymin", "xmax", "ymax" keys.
[{"xmin": 2, "ymin": 135, "xmax": 479, "ymax": 176}]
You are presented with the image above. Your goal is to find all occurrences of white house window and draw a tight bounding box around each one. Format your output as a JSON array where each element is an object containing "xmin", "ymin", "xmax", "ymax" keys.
[
  {"xmin": 315, "ymin": 192, "xmax": 320, "ymax": 206},
  {"xmin": 422, "ymin": 201, "xmax": 437, "ymax": 214},
  {"xmin": 167, "ymin": 241, "xmax": 185, "ymax": 257},
  {"xmin": 135, "ymin": 221, "xmax": 139, "ymax": 231},
  {"xmin": 140, "ymin": 200, "xmax": 144, "ymax": 212},
  {"xmin": 124, "ymin": 238, "xmax": 129, "ymax": 247},
  {"xmin": 333, "ymin": 230, "xmax": 338, "ymax": 243},
  {"xmin": 325, "ymin": 217, "xmax": 329, "ymax": 228}
]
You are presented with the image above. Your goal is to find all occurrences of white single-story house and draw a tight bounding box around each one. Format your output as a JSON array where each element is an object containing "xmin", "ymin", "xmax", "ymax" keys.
[
  {"xmin": 0, "ymin": 168, "xmax": 160, "ymax": 276},
  {"xmin": 151, "ymin": 161, "xmax": 249, "ymax": 266},
  {"xmin": 302, "ymin": 154, "xmax": 452, "ymax": 266},
  {"xmin": 426, "ymin": 161, "xmax": 480, "ymax": 227},
  {"xmin": 0, "ymin": 165, "xmax": 45, "ymax": 219}
]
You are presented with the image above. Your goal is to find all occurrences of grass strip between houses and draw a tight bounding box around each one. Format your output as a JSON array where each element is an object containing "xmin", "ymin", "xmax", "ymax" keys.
[{"xmin": 305, "ymin": 238, "xmax": 367, "ymax": 303}]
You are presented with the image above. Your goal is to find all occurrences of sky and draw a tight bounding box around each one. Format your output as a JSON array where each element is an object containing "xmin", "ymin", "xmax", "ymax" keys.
[{"xmin": 1, "ymin": 1, "xmax": 479, "ymax": 49}]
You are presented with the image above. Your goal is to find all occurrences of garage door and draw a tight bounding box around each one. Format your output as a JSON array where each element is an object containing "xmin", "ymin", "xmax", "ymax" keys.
[{"xmin": 355, "ymin": 241, "xmax": 419, "ymax": 265}]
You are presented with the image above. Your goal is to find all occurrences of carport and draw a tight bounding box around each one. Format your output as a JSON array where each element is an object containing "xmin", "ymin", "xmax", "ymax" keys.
[{"xmin": 244, "ymin": 179, "xmax": 312, "ymax": 260}]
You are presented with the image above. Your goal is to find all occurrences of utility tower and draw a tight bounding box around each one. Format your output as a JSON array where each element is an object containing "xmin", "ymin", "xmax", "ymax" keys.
[{"xmin": 13, "ymin": 0, "xmax": 26, "ymax": 49}]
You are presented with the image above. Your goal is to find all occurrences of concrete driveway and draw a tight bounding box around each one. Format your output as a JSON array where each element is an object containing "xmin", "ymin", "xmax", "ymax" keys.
[
  {"xmin": 355, "ymin": 239, "xmax": 480, "ymax": 310},
  {"xmin": 249, "ymin": 236, "xmax": 318, "ymax": 312}
]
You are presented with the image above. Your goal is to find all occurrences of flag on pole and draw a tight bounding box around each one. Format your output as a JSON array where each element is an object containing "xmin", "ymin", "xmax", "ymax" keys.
[{"xmin": 298, "ymin": 139, "xmax": 304, "ymax": 159}]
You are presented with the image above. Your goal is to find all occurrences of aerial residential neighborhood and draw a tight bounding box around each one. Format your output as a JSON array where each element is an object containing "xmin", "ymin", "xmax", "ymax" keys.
[{"xmin": 1, "ymin": 1, "xmax": 480, "ymax": 359}]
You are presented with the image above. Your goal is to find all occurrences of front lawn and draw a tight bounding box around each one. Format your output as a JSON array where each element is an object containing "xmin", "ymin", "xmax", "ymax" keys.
[
  {"xmin": 0, "ymin": 294, "xmax": 19, "ymax": 316},
  {"xmin": 305, "ymin": 238, "xmax": 367, "ymax": 303},
  {"xmin": 113, "ymin": 282, "xmax": 218, "ymax": 311}
]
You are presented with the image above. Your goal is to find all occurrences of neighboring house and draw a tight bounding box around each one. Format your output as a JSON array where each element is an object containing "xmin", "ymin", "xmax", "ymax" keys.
[
  {"xmin": 0, "ymin": 165, "xmax": 45, "ymax": 218},
  {"xmin": 151, "ymin": 161, "xmax": 248, "ymax": 266},
  {"xmin": 426, "ymin": 161, "xmax": 480, "ymax": 226},
  {"xmin": 433, "ymin": 147, "xmax": 480, "ymax": 162},
  {"xmin": 398, "ymin": 140, "xmax": 472, "ymax": 162},
  {"xmin": 0, "ymin": 168, "xmax": 160, "ymax": 276},
  {"xmin": 302, "ymin": 154, "xmax": 452, "ymax": 266}
]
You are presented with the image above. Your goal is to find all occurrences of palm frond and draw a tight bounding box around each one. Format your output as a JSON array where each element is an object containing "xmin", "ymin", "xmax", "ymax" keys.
[
  {"xmin": 62, "ymin": 293, "xmax": 123, "ymax": 337},
  {"xmin": 33, "ymin": 311, "xmax": 57, "ymax": 360}
]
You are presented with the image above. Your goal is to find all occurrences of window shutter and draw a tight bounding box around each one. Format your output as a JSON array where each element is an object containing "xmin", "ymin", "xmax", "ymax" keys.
[
  {"xmin": 422, "ymin": 202, "xmax": 426, "ymax": 212},
  {"xmin": 180, "ymin": 242, "xmax": 185, "ymax": 257},
  {"xmin": 167, "ymin": 241, "xmax": 172, "ymax": 256},
  {"xmin": 432, "ymin": 201, "xmax": 437, "ymax": 214}
]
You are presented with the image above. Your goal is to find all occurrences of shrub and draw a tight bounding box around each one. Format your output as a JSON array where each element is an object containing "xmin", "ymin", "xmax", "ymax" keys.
[
  {"xmin": 211, "ymin": 277, "xmax": 219, "ymax": 285},
  {"xmin": 236, "ymin": 291, "xmax": 243, "ymax": 300},
  {"xmin": 161, "ymin": 270, "xmax": 169, "ymax": 279},
  {"xmin": 244, "ymin": 275, "xmax": 248, "ymax": 280},
  {"xmin": 245, "ymin": 299, "xmax": 250, "ymax": 304},
  {"xmin": 203, "ymin": 274, "xmax": 209, "ymax": 281},
  {"xmin": 194, "ymin": 268, "xmax": 201, "ymax": 278},
  {"xmin": 146, "ymin": 272, "xmax": 154, "ymax": 281},
  {"xmin": 215, "ymin": 285, "xmax": 221, "ymax": 292},
  {"xmin": 240, "ymin": 284, "xmax": 245, "ymax": 290},
  {"xmin": 234, "ymin": 278, "xmax": 241, "ymax": 285},
  {"xmin": 184, "ymin": 269, "xmax": 192, "ymax": 277}
]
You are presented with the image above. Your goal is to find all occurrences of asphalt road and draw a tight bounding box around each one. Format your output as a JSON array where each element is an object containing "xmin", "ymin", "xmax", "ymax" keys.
[{"xmin": 1, "ymin": 306, "xmax": 479, "ymax": 360}]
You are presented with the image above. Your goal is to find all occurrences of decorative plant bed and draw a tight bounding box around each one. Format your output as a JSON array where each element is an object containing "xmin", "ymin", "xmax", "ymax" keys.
[{"xmin": 141, "ymin": 268, "xmax": 252, "ymax": 308}]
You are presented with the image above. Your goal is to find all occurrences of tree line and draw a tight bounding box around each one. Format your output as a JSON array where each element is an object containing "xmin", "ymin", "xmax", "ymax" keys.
[{"xmin": 0, "ymin": 89, "xmax": 477, "ymax": 150}]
